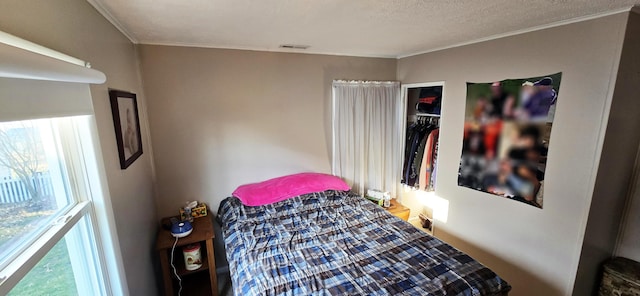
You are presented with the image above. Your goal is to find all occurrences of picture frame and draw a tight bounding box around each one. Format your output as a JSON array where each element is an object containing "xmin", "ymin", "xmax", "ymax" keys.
[{"xmin": 109, "ymin": 90, "xmax": 143, "ymax": 169}]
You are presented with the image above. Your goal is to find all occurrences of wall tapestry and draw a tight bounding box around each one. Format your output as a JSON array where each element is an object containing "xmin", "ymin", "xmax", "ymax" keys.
[{"xmin": 458, "ymin": 72, "xmax": 561, "ymax": 208}]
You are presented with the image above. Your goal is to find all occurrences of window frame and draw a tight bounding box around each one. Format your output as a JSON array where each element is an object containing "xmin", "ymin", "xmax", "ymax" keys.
[{"xmin": 0, "ymin": 116, "xmax": 128, "ymax": 295}]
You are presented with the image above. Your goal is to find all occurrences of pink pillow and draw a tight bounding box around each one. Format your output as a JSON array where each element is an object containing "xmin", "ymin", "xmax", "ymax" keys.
[{"xmin": 232, "ymin": 173, "xmax": 350, "ymax": 206}]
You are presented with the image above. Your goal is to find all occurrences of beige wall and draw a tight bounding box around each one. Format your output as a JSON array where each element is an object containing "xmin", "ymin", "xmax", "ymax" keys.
[
  {"xmin": 0, "ymin": 1, "xmax": 158, "ymax": 295},
  {"xmin": 618, "ymin": 161, "xmax": 640, "ymax": 262},
  {"xmin": 613, "ymin": 11, "xmax": 640, "ymax": 264},
  {"xmin": 397, "ymin": 13, "xmax": 628, "ymax": 296},
  {"xmin": 138, "ymin": 45, "xmax": 396, "ymax": 217},
  {"xmin": 573, "ymin": 11, "xmax": 640, "ymax": 295}
]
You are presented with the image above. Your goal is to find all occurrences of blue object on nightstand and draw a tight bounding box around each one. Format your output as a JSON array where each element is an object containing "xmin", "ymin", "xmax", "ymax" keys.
[{"xmin": 171, "ymin": 220, "xmax": 193, "ymax": 238}]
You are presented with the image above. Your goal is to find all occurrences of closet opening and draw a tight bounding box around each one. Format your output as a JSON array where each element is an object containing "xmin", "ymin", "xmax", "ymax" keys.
[
  {"xmin": 401, "ymin": 82, "xmax": 444, "ymax": 192},
  {"xmin": 400, "ymin": 82, "xmax": 446, "ymax": 234}
]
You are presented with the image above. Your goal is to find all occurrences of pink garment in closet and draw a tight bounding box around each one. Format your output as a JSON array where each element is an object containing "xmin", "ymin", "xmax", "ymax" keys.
[{"xmin": 419, "ymin": 128, "xmax": 439, "ymax": 191}]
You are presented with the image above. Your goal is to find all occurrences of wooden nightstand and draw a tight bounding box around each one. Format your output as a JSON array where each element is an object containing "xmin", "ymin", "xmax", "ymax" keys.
[
  {"xmin": 156, "ymin": 216, "xmax": 218, "ymax": 296},
  {"xmin": 385, "ymin": 199, "xmax": 410, "ymax": 221}
]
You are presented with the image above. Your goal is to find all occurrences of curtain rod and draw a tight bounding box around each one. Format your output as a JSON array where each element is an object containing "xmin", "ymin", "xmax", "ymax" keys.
[
  {"xmin": 0, "ymin": 31, "xmax": 90, "ymax": 68},
  {"xmin": 332, "ymin": 80, "xmax": 399, "ymax": 86}
]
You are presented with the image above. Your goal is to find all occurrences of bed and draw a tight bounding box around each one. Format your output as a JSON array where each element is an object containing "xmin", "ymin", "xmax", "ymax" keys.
[{"xmin": 218, "ymin": 189, "xmax": 511, "ymax": 295}]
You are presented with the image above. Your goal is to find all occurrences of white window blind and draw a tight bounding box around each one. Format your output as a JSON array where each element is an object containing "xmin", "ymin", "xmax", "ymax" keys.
[
  {"xmin": 0, "ymin": 33, "xmax": 105, "ymax": 121},
  {"xmin": 0, "ymin": 78, "xmax": 94, "ymax": 121},
  {"xmin": 0, "ymin": 36, "xmax": 105, "ymax": 83}
]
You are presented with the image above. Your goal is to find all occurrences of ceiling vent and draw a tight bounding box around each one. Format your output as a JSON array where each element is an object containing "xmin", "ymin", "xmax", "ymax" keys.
[{"xmin": 279, "ymin": 44, "xmax": 309, "ymax": 50}]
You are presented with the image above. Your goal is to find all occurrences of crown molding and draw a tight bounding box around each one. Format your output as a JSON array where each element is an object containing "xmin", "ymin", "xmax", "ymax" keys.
[
  {"xmin": 397, "ymin": 6, "xmax": 634, "ymax": 59},
  {"xmin": 86, "ymin": 0, "xmax": 138, "ymax": 44},
  {"xmin": 138, "ymin": 41, "xmax": 396, "ymax": 59}
]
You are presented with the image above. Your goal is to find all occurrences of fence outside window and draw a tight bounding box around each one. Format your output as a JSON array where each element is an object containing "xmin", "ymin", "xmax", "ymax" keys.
[{"xmin": 0, "ymin": 173, "xmax": 54, "ymax": 204}]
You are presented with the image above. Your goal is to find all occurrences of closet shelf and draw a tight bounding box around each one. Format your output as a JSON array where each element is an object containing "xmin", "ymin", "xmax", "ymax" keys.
[{"xmin": 416, "ymin": 113, "xmax": 441, "ymax": 117}]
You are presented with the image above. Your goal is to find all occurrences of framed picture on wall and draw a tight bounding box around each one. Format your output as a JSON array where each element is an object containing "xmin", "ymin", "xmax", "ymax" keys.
[{"xmin": 109, "ymin": 89, "xmax": 143, "ymax": 169}]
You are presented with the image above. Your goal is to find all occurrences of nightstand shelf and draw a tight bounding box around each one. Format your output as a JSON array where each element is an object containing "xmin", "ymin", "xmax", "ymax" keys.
[{"xmin": 174, "ymin": 246, "xmax": 210, "ymax": 277}]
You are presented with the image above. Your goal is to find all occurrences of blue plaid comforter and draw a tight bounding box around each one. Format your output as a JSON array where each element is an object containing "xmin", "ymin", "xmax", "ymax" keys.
[{"xmin": 218, "ymin": 190, "xmax": 510, "ymax": 295}]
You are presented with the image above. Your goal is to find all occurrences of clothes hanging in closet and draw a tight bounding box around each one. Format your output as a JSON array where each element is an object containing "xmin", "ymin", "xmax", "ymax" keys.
[
  {"xmin": 419, "ymin": 128, "xmax": 439, "ymax": 191},
  {"xmin": 402, "ymin": 121, "xmax": 439, "ymax": 188},
  {"xmin": 402, "ymin": 122, "xmax": 427, "ymax": 186}
]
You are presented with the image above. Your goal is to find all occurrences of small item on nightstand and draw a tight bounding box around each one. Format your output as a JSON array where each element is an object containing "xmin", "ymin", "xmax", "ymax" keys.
[
  {"xmin": 383, "ymin": 194, "xmax": 391, "ymax": 208},
  {"xmin": 171, "ymin": 220, "xmax": 193, "ymax": 238},
  {"xmin": 161, "ymin": 217, "xmax": 178, "ymax": 231},
  {"xmin": 179, "ymin": 201, "xmax": 208, "ymax": 221},
  {"xmin": 183, "ymin": 207, "xmax": 193, "ymax": 222},
  {"xmin": 366, "ymin": 189, "xmax": 390, "ymax": 207},
  {"xmin": 182, "ymin": 201, "xmax": 197, "ymax": 222},
  {"xmin": 365, "ymin": 194, "xmax": 383, "ymax": 206},
  {"xmin": 183, "ymin": 244, "xmax": 202, "ymax": 271}
]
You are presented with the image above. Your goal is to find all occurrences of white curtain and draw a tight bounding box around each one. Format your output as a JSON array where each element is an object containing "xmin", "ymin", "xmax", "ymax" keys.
[{"xmin": 332, "ymin": 80, "xmax": 403, "ymax": 197}]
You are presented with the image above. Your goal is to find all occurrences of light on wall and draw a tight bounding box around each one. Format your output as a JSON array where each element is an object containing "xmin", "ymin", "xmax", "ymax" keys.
[{"xmin": 415, "ymin": 190, "xmax": 449, "ymax": 223}]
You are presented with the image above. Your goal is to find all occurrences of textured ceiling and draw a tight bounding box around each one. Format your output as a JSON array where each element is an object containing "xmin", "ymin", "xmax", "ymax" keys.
[{"xmin": 88, "ymin": 0, "xmax": 638, "ymax": 58}]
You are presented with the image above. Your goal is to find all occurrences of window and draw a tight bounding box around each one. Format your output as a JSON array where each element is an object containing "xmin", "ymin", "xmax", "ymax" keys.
[
  {"xmin": 0, "ymin": 117, "xmax": 112, "ymax": 295},
  {"xmin": 0, "ymin": 119, "xmax": 74, "ymax": 267},
  {"xmin": 0, "ymin": 30, "xmax": 122, "ymax": 295},
  {"xmin": 331, "ymin": 80, "xmax": 403, "ymax": 197},
  {"xmin": 7, "ymin": 216, "xmax": 105, "ymax": 296}
]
